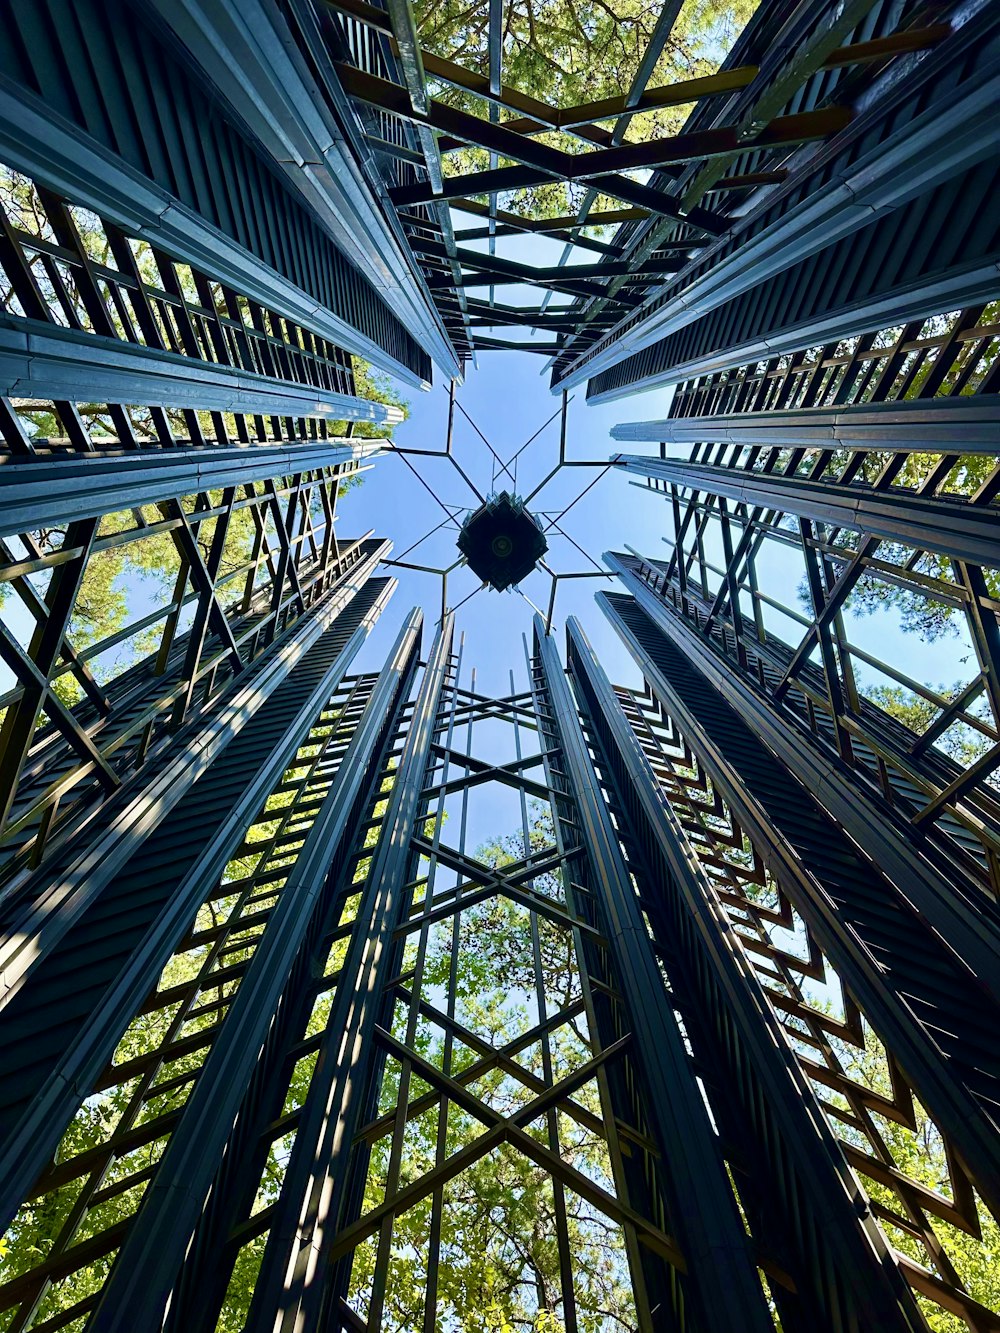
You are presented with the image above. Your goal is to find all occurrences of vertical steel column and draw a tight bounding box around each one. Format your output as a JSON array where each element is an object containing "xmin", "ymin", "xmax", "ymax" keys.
[
  {"xmin": 613, "ymin": 451, "xmax": 1000, "ymax": 566},
  {"xmin": 598, "ymin": 584, "xmax": 1000, "ymax": 1222},
  {"xmin": 89, "ymin": 609, "xmax": 425, "ymax": 1333},
  {"xmin": 602, "ymin": 550, "xmax": 1000, "ymax": 993},
  {"xmin": 564, "ymin": 615, "xmax": 925, "ymax": 1333},
  {"xmin": 531, "ymin": 617, "xmax": 774, "ymax": 1333},
  {"xmin": 247, "ymin": 615, "xmax": 456, "ymax": 1333}
]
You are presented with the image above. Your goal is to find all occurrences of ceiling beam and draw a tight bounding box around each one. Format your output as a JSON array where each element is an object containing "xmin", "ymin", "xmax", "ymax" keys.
[{"xmin": 336, "ymin": 64, "xmax": 729, "ymax": 233}]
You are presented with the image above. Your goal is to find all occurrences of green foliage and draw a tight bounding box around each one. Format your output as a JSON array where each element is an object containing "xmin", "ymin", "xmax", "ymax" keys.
[
  {"xmin": 865, "ymin": 683, "xmax": 991, "ymax": 767},
  {"xmin": 415, "ymin": 0, "xmax": 758, "ymax": 218},
  {"xmin": 1, "ymin": 164, "xmax": 407, "ymax": 705},
  {"xmin": 833, "ymin": 1024, "xmax": 1000, "ymax": 1333},
  {"xmin": 345, "ymin": 360, "xmax": 411, "ymax": 441},
  {"xmin": 417, "ymin": 0, "xmax": 755, "ymax": 109},
  {"xmin": 3, "ymin": 800, "xmax": 999, "ymax": 1332}
]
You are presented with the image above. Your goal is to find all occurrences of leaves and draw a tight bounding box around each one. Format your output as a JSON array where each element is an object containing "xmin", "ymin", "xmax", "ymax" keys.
[{"xmin": 415, "ymin": 0, "xmax": 758, "ymax": 219}]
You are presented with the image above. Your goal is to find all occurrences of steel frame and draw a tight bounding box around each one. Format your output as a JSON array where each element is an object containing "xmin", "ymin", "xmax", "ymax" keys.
[
  {"xmin": 0, "ymin": 401, "xmax": 382, "ymax": 881},
  {"xmin": 564, "ymin": 614, "xmax": 926, "ymax": 1333},
  {"xmin": 0, "ymin": 164, "xmax": 404, "ymax": 423},
  {"xmin": 0, "ymin": 610, "xmax": 764, "ymax": 1331},
  {"xmin": 594, "ymin": 296, "xmax": 1000, "ymax": 1330},
  {"xmin": 596, "ymin": 594, "xmax": 1000, "ymax": 1330},
  {"xmin": 0, "ymin": 587, "xmax": 405, "ymax": 1333},
  {"xmin": 561, "ymin": 0, "xmax": 1000, "ymax": 395},
  {"xmin": 0, "ymin": 0, "xmax": 432, "ymax": 385},
  {"xmin": 0, "ymin": 3, "xmax": 998, "ymax": 1331},
  {"xmin": 137, "ymin": 0, "xmax": 462, "ymax": 381},
  {"xmin": 313, "ymin": 0, "xmax": 959, "ymax": 371},
  {"xmin": 610, "ymin": 301, "xmax": 1000, "ymax": 906}
]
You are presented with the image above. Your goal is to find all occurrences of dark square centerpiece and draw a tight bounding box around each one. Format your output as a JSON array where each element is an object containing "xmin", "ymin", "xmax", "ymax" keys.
[{"xmin": 457, "ymin": 491, "xmax": 548, "ymax": 591}]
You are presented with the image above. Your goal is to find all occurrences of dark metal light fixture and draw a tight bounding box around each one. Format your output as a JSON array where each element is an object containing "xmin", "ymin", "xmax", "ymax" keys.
[{"xmin": 456, "ymin": 490, "xmax": 548, "ymax": 590}]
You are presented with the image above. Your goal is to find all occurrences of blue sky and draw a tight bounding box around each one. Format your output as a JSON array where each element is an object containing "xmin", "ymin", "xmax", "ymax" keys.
[
  {"xmin": 346, "ymin": 343, "xmax": 677, "ymax": 693},
  {"xmin": 348, "ymin": 216, "xmax": 680, "ymax": 691},
  {"xmin": 0, "ymin": 216, "xmax": 968, "ymax": 765},
  {"xmin": 346, "ymin": 215, "xmax": 969, "ymax": 704},
  {"xmin": 345, "ymin": 343, "xmax": 970, "ymax": 710}
]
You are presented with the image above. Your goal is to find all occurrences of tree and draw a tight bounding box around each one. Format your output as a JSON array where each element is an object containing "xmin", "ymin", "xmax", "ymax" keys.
[
  {"xmin": 828, "ymin": 1022, "xmax": 1000, "ymax": 1333},
  {"xmin": 414, "ymin": 0, "xmax": 758, "ymax": 220},
  {"xmin": 416, "ymin": 0, "xmax": 756, "ymax": 112},
  {"xmin": 0, "ymin": 161, "xmax": 409, "ymax": 709},
  {"xmin": 5, "ymin": 802, "xmax": 1000, "ymax": 1332},
  {"xmin": 865, "ymin": 683, "xmax": 991, "ymax": 768},
  {"xmin": 0, "ymin": 804, "xmax": 637, "ymax": 1333}
]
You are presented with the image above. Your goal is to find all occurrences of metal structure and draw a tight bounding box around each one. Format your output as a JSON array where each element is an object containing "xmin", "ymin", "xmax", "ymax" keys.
[
  {"xmin": 0, "ymin": 0, "xmax": 999, "ymax": 1331},
  {"xmin": 596, "ymin": 303, "xmax": 1000, "ymax": 1329},
  {"xmin": 279, "ymin": 0, "xmax": 997, "ymax": 384}
]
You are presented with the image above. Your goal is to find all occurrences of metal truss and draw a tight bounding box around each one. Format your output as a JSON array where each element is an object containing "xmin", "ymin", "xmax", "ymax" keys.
[
  {"xmin": 610, "ymin": 301, "xmax": 1000, "ymax": 903},
  {"xmin": 308, "ymin": 0, "xmax": 953, "ymax": 369},
  {"xmin": 228, "ymin": 610, "xmax": 800, "ymax": 1333},
  {"xmin": 588, "ymin": 601, "xmax": 1000, "ymax": 1331},
  {"xmin": 0, "ymin": 0, "xmax": 432, "ymax": 384},
  {"xmin": 592, "ymin": 293, "xmax": 1000, "ymax": 1327},
  {"xmin": 0, "ymin": 606, "xmax": 773, "ymax": 1333},
  {"xmin": 0, "ymin": 6, "xmax": 998, "ymax": 1333},
  {"xmin": 138, "ymin": 0, "xmax": 463, "ymax": 381},
  {"xmin": 565, "ymin": 615, "xmax": 926, "ymax": 1333},
  {"xmin": 0, "ymin": 162, "xmax": 404, "ymax": 425},
  {"xmin": 0, "ymin": 583, "xmax": 405, "ymax": 1333},
  {"xmin": 0, "ymin": 147, "xmax": 403, "ymax": 882},
  {"xmin": 564, "ymin": 0, "xmax": 1000, "ymax": 396},
  {"xmin": 657, "ymin": 310, "xmax": 1000, "ymax": 424},
  {"xmin": 1, "ymin": 547, "xmax": 998, "ymax": 1333},
  {"xmin": 0, "ymin": 386, "xmax": 384, "ymax": 885}
]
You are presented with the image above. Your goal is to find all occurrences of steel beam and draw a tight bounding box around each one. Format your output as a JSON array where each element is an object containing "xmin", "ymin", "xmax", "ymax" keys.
[
  {"xmin": 0, "ymin": 517, "xmax": 101, "ymax": 830},
  {"xmin": 0, "ymin": 541, "xmax": 390, "ymax": 981},
  {"xmin": 532, "ymin": 616, "xmax": 774, "ymax": 1333},
  {"xmin": 615, "ymin": 452, "xmax": 1000, "ymax": 566},
  {"xmin": 598, "ymin": 575, "xmax": 1000, "ymax": 1220},
  {"xmin": 611, "ymin": 395, "xmax": 1000, "ymax": 453},
  {"xmin": 0, "ymin": 562, "xmax": 395, "ymax": 1229},
  {"xmin": 248, "ymin": 614, "xmax": 455, "ymax": 1333},
  {"xmin": 0, "ymin": 318, "xmax": 401, "ymax": 427},
  {"xmin": 554, "ymin": 1, "xmax": 1000, "ymax": 391},
  {"xmin": 564, "ymin": 615, "xmax": 924, "ymax": 1332},
  {"xmin": 607, "ymin": 548, "xmax": 1000, "ymax": 984},
  {"xmin": 586, "ymin": 254, "xmax": 1000, "ymax": 401},
  {"xmin": 0, "ymin": 63, "xmax": 429, "ymax": 387},
  {"xmin": 141, "ymin": 0, "xmax": 460, "ymax": 381},
  {"xmin": 90, "ymin": 607, "xmax": 424, "ymax": 1333},
  {"xmin": 0, "ymin": 439, "xmax": 379, "ymax": 538}
]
